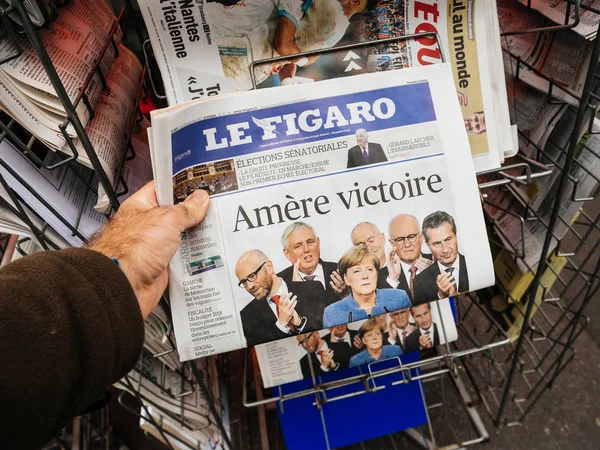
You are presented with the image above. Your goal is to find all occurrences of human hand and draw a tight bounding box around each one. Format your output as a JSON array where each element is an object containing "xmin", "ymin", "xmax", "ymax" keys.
[
  {"xmin": 457, "ymin": 90, "xmax": 469, "ymax": 106},
  {"xmin": 329, "ymin": 270, "xmax": 346, "ymax": 294},
  {"xmin": 276, "ymin": 62, "xmax": 297, "ymax": 81},
  {"xmin": 320, "ymin": 348, "xmax": 335, "ymax": 369},
  {"xmin": 419, "ymin": 334, "xmax": 433, "ymax": 349},
  {"xmin": 277, "ymin": 293, "xmax": 298, "ymax": 326},
  {"xmin": 436, "ymin": 272, "xmax": 457, "ymax": 298},
  {"xmin": 89, "ymin": 181, "xmax": 209, "ymax": 319},
  {"xmin": 388, "ymin": 321, "xmax": 397, "ymax": 342},
  {"xmin": 292, "ymin": 260, "xmax": 302, "ymax": 282},
  {"xmin": 353, "ymin": 334, "xmax": 364, "ymax": 349},
  {"xmin": 387, "ymin": 249, "xmax": 401, "ymax": 282}
]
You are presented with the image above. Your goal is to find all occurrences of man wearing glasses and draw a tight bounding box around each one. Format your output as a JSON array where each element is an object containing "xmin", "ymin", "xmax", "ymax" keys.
[
  {"xmin": 385, "ymin": 214, "xmax": 433, "ymax": 302},
  {"xmin": 416, "ymin": 211, "xmax": 470, "ymax": 303},
  {"xmin": 235, "ymin": 249, "xmax": 326, "ymax": 346}
]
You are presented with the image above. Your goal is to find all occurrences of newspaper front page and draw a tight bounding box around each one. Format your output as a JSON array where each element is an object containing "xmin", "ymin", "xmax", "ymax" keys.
[
  {"xmin": 150, "ymin": 64, "xmax": 493, "ymax": 361},
  {"xmin": 139, "ymin": 0, "xmax": 511, "ymax": 171}
]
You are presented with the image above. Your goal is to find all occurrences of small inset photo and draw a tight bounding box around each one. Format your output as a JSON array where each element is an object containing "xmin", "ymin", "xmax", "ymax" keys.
[
  {"xmin": 187, "ymin": 255, "xmax": 224, "ymax": 276},
  {"xmin": 173, "ymin": 159, "xmax": 238, "ymax": 203}
]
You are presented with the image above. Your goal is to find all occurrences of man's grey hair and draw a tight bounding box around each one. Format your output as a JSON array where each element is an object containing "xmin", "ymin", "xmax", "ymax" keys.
[
  {"xmin": 356, "ymin": 128, "xmax": 368, "ymax": 138},
  {"xmin": 421, "ymin": 211, "xmax": 457, "ymax": 243},
  {"xmin": 281, "ymin": 221, "xmax": 317, "ymax": 249}
]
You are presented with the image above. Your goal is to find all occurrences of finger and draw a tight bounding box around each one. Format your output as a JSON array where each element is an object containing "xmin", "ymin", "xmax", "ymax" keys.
[
  {"xmin": 290, "ymin": 299, "xmax": 297, "ymax": 310},
  {"xmin": 121, "ymin": 180, "xmax": 158, "ymax": 212},
  {"xmin": 170, "ymin": 190, "xmax": 210, "ymax": 231}
]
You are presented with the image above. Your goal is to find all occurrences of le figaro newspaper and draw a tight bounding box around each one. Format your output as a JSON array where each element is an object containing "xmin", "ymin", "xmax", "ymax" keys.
[
  {"xmin": 139, "ymin": 0, "xmax": 512, "ymax": 172},
  {"xmin": 150, "ymin": 63, "xmax": 493, "ymax": 361}
]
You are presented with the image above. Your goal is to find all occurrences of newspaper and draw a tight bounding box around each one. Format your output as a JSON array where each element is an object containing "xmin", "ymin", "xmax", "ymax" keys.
[
  {"xmin": 0, "ymin": 1, "xmax": 143, "ymax": 209},
  {"xmin": 255, "ymin": 298, "xmax": 456, "ymax": 388},
  {"xmin": 149, "ymin": 63, "xmax": 493, "ymax": 361},
  {"xmin": 138, "ymin": 0, "xmax": 513, "ymax": 172},
  {"xmin": 0, "ymin": 116, "xmax": 153, "ymax": 246},
  {"xmin": 483, "ymin": 119, "xmax": 600, "ymax": 273},
  {"xmin": 505, "ymin": 72, "xmax": 568, "ymax": 156},
  {"xmin": 498, "ymin": 0, "xmax": 593, "ymax": 105},
  {"xmin": 0, "ymin": 0, "xmax": 70, "ymax": 28},
  {"xmin": 516, "ymin": 0, "xmax": 600, "ymax": 40}
]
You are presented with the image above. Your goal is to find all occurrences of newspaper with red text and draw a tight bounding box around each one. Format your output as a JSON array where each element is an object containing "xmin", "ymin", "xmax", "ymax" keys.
[{"xmin": 139, "ymin": 0, "xmax": 512, "ymax": 172}]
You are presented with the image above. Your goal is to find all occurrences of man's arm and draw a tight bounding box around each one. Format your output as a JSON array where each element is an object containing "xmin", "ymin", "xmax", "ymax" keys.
[
  {"xmin": 273, "ymin": 15, "xmax": 319, "ymax": 81},
  {"xmin": 0, "ymin": 182, "xmax": 209, "ymax": 450}
]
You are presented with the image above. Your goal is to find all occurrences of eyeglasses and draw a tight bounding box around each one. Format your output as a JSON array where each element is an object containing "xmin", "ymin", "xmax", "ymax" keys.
[
  {"xmin": 238, "ymin": 262, "xmax": 266, "ymax": 288},
  {"xmin": 391, "ymin": 233, "xmax": 418, "ymax": 246}
]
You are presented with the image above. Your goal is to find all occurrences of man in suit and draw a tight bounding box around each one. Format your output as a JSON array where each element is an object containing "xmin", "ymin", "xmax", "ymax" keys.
[
  {"xmin": 236, "ymin": 249, "xmax": 326, "ymax": 346},
  {"xmin": 350, "ymin": 222, "xmax": 395, "ymax": 290},
  {"xmin": 404, "ymin": 303, "xmax": 440, "ymax": 353},
  {"xmin": 297, "ymin": 331, "xmax": 343, "ymax": 378},
  {"xmin": 415, "ymin": 211, "xmax": 469, "ymax": 303},
  {"xmin": 386, "ymin": 214, "xmax": 433, "ymax": 302},
  {"xmin": 323, "ymin": 324, "xmax": 361, "ymax": 368},
  {"xmin": 278, "ymin": 221, "xmax": 346, "ymax": 302},
  {"xmin": 346, "ymin": 128, "xmax": 388, "ymax": 168},
  {"xmin": 386, "ymin": 308, "xmax": 417, "ymax": 352}
]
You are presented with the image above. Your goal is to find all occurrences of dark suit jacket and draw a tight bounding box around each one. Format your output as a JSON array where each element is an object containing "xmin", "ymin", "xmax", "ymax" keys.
[
  {"xmin": 413, "ymin": 254, "xmax": 469, "ymax": 305},
  {"xmin": 299, "ymin": 351, "xmax": 343, "ymax": 378},
  {"xmin": 346, "ymin": 142, "xmax": 387, "ymax": 168},
  {"xmin": 404, "ymin": 323, "xmax": 440, "ymax": 353},
  {"xmin": 278, "ymin": 259, "xmax": 341, "ymax": 304},
  {"xmin": 239, "ymin": 281, "xmax": 328, "ymax": 347},
  {"xmin": 378, "ymin": 254, "xmax": 433, "ymax": 302}
]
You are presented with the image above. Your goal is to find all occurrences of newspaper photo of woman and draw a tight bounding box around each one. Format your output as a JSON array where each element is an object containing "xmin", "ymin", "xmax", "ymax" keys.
[
  {"xmin": 322, "ymin": 246, "xmax": 412, "ymax": 328},
  {"xmin": 349, "ymin": 318, "xmax": 402, "ymax": 367}
]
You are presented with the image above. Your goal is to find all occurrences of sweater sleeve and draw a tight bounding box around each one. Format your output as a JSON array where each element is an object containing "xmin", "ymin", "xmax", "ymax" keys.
[{"xmin": 0, "ymin": 248, "xmax": 144, "ymax": 450}]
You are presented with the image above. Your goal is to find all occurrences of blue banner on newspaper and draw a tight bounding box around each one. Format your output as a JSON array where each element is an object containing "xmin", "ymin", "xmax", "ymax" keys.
[{"xmin": 172, "ymin": 82, "xmax": 436, "ymax": 174}]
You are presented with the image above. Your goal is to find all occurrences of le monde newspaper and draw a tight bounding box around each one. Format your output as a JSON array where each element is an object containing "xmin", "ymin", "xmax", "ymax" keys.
[{"xmin": 150, "ymin": 64, "xmax": 493, "ymax": 361}]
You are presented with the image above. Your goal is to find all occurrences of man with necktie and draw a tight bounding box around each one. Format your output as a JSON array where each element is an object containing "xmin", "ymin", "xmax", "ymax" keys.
[
  {"xmin": 236, "ymin": 249, "xmax": 326, "ymax": 346},
  {"xmin": 387, "ymin": 308, "xmax": 417, "ymax": 352},
  {"xmin": 346, "ymin": 128, "xmax": 388, "ymax": 168},
  {"xmin": 278, "ymin": 221, "xmax": 346, "ymax": 303},
  {"xmin": 386, "ymin": 214, "xmax": 433, "ymax": 302},
  {"xmin": 404, "ymin": 303, "xmax": 440, "ymax": 353},
  {"xmin": 323, "ymin": 323, "xmax": 361, "ymax": 368},
  {"xmin": 415, "ymin": 211, "xmax": 470, "ymax": 303},
  {"xmin": 296, "ymin": 331, "xmax": 343, "ymax": 378}
]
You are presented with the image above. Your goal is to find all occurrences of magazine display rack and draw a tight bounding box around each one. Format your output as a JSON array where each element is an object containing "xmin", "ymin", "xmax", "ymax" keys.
[
  {"xmin": 0, "ymin": 0, "xmax": 145, "ymax": 249},
  {"xmin": 2, "ymin": 1, "xmax": 600, "ymax": 449}
]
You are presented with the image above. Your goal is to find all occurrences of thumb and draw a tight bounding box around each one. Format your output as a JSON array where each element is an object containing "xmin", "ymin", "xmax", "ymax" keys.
[{"xmin": 171, "ymin": 190, "xmax": 210, "ymax": 231}]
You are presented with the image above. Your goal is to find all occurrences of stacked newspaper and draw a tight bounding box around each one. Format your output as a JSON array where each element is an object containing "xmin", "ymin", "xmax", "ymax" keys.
[
  {"xmin": 482, "ymin": 114, "xmax": 600, "ymax": 273},
  {"xmin": 0, "ymin": 0, "xmax": 145, "ymax": 211},
  {"xmin": 0, "ymin": 0, "xmax": 70, "ymax": 28},
  {"xmin": 0, "ymin": 117, "xmax": 153, "ymax": 246},
  {"xmin": 516, "ymin": 0, "xmax": 600, "ymax": 40},
  {"xmin": 498, "ymin": 0, "xmax": 594, "ymax": 105},
  {"xmin": 148, "ymin": 63, "xmax": 494, "ymax": 361},
  {"xmin": 138, "ymin": 0, "xmax": 513, "ymax": 172}
]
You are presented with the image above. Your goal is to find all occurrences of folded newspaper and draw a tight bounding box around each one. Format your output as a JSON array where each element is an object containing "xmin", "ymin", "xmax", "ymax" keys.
[
  {"xmin": 139, "ymin": 0, "xmax": 513, "ymax": 172},
  {"xmin": 149, "ymin": 63, "xmax": 493, "ymax": 360}
]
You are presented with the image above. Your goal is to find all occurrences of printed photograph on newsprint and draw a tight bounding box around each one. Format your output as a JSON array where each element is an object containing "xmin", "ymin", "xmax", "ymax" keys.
[
  {"xmin": 138, "ymin": 0, "xmax": 512, "ymax": 171},
  {"xmin": 149, "ymin": 63, "xmax": 493, "ymax": 360}
]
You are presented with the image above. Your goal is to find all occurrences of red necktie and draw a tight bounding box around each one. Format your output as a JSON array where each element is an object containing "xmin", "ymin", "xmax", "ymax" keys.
[
  {"xmin": 271, "ymin": 295, "xmax": 294, "ymax": 332},
  {"xmin": 409, "ymin": 265, "xmax": 418, "ymax": 300},
  {"xmin": 402, "ymin": 330, "xmax": 407, "ymax": 347}
]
